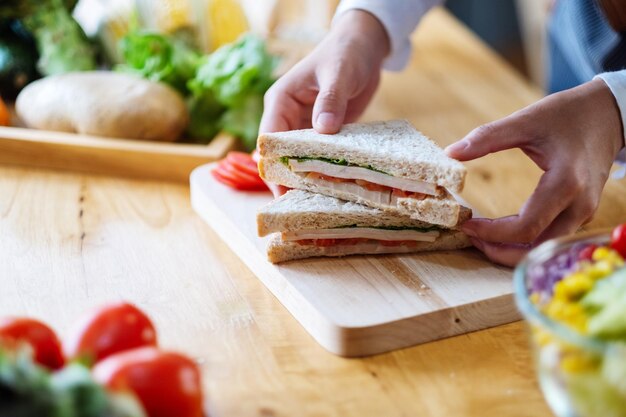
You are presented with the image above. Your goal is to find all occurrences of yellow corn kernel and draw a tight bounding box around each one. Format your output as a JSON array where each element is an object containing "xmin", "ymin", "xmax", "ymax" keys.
[
  {"xmin": 584, "ymin": 260, "xmax": 615, "ymax": 280},
  {"xmin": 591, "ymin": 246, "xmax": 623, "ymax": 266},
  {"xmin": 545, "ymin": 300, "xmax": 588, "ymax": 332},
  {"xmin": 560, "ymin": 352, "xmax": 597, "ymax": 373},
  {"xmin": 554, "ymin": 273, "xmax": 594, "ymax": 301},
  {"xmin": 592, "ymin": 246, "xmax": 612, "ymax": 261}
]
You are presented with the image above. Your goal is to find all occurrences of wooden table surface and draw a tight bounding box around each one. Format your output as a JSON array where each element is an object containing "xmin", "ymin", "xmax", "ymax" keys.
[{"xmin": 2, "ymin": 8, "xmax": 625, "ymax": 417}]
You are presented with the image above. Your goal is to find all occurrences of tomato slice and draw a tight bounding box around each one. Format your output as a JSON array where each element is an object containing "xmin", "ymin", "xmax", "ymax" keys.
[
  {"xmin": 64, "ymin": 302, "xmax": 157, "ymax": 365},
  {"xmin": 212, "ymin": 160, "xmax": 268, "ymax": 191},
  {"xmin": 306, "ymin": 172, "xmax": 351, "ymax": 183},
  {"xmin": 0, "ymin": 317, "xmax": 65, "ymax": 369},
  {"xmin": 212, "ymin": 168, "xmax": 248, "ymax": 190},
  {"xmin": 226, "ymin": 152, "xmax": 260, "ymax": 177},
  {"xmin": 355, "ymin": 179, "xmax": 391, "ymax": 192},
  {"xmin": 220, "ymin": 160, "xmax": 265, "ymax": 185},
  {"xmin": 213, "ymin": 165, "xmax": 268, "ymax": 191},
  {"xmin": 93, "ymin": 347, "xmax": 204, "ymax": 417}
]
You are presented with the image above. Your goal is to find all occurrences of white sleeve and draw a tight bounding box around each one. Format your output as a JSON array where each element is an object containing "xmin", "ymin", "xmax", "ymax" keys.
[
  {"xmin": 594, "ymin": 70, "xmax": 626, "ymax": 149},
  {"xmin": 594, "ymin": 71, "xmax": 626, "ymax": 177},
  {"xmin": 333, "ymin": 0, "xmax": 441, "ymax": 71}
]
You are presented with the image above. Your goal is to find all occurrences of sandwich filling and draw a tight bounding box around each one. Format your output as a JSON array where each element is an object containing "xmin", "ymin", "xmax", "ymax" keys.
[
  {"xmin": 282, "ymin": 227, "xmax": 439, "ymax": 242},
  {"xmin": 282, "ymin": 225, "xmax": 442, "ymax": 247},
  {"xmin": 281, "ymin": 158, "xmax": 442, "ymax": 204},
  {"xmin": 292, "ymin": 238, "xmax": 430, "ymax": 248}
]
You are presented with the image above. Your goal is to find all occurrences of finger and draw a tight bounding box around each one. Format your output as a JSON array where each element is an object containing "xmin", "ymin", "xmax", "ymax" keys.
[
  {"xmin": 471, "ymin": 238, "xmax": 531, "ymax": 267},
  {"xmin": 344, "ymin": 71, "xmax": 380, "ymax": 123},
  {"xmin": 260, "ymin": 88, "xmax": 304, "ymax": 134},
  {"xmin": 445, "ymin": 116, "xmax": 530, "ymax": 161},
  {"xmin": 312, "ymin": 68, "xmax": 351, "ymax": 134},
  {"xmin": 461, "ymin": 168, "xmax": 576, "ymax": 244},
  {"xmin": 534, "ymin": 198, "xmax": 597, "ymax": 243}
]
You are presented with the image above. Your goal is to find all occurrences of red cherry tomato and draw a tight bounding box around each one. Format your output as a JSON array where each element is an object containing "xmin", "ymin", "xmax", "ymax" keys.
[
  {"xmin": 0, "ymin": 318, "xmax": 64, "ymax": 369},
  {"xmin": 610, "ymin": 223, "xmax": 626, "ymax": 257},
  {"xmin": 93, "ymin": 347, "xmax": 204, "ymax": 417},
  {"xmin": 64, "ymin": 302, "xmax": 157, "ymax": 365}
]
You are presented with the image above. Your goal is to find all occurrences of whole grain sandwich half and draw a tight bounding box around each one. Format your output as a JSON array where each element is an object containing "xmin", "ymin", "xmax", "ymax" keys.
[
  {"xmin": 258, "ymin": 120, "xmax": 467, "ymax": 228},
  {"xmin": 257, "ymin": 190, "xmax": 472, "ymax": 263}
]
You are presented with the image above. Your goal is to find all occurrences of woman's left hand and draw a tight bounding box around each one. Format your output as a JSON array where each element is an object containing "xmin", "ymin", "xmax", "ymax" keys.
[{"xmin": 446, "ymin": 78, "xmax": 625, "ymax": 266}]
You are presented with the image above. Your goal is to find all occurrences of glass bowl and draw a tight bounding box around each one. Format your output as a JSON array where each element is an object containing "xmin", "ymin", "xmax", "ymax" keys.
[{"xmin": 514, "ymin": 230, "xmax": 626, "ymax": 417}]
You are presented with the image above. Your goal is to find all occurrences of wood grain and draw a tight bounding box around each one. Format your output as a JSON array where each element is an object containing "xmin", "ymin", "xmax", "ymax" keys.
[
  {"xmin": 0, "ymin": 126, "xmax": 235, "ymax": 183},
  {"xmin": 1, "ymin": 7, "xmax": 625, "ymax": 417},
  {"xmin": 191, "ymin": 163, "xmax": 519, "ymax": 356}
]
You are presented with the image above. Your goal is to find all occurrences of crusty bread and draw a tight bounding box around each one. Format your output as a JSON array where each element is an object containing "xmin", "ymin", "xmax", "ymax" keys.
[
  {"xmin": 258, "ymin": 120, "xmax": 466, "ymax": 193},
  {"xmin": 266, "ymin": 231, "xmax": 472, "ymax": 263},
  {"xmin": 257, "ymin": 190, "xmax": 471, "ymax": 237},
  {"xmin": 258, "ymin": 158, "xmax": 468, "ymax": 228}
]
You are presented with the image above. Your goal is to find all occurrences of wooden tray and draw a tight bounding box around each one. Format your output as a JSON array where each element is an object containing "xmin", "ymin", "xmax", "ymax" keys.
[
  {"xmin": 0, "ymin": 126, "xmax": 235, "ymax": 182},
  {"xmin": 190, "ymin": 163, "xmax": 521, "ymax": 357}
]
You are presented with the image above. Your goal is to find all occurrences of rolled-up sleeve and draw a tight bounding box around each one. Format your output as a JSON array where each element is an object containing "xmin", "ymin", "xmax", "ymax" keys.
[
  {"xmin": 594, "ymin": 71, "xmax": 626, "ymax": 175},
  {"xmin": 333, "ymin": 0, "xmax": 441, "ymax": 71}
]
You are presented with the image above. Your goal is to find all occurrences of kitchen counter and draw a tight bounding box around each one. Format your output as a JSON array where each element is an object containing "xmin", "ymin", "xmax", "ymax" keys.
[{"xmin": 1, "ymin": 8, "xmax": 625, "ymax": 417}]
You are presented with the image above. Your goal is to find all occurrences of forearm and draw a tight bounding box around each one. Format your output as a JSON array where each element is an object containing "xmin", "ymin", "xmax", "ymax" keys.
[{"xmin": 334, "ymin": 0, "xmax": 442, "ymax": 71}]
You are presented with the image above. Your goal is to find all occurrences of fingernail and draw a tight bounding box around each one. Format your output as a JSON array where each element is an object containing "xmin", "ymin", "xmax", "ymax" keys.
[
  {"xmin": 445, "ymin": 140, "xmax": 468, "ymax": 155},
  {"xmin": 316, "ymin": 112, "xmax": 338, "ymax": 131}
]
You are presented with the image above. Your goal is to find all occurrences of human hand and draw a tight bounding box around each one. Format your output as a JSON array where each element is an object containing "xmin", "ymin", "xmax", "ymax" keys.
[
  {"xmin": 259, "ymin": 9, "xmax": 390, "ymax": 135},
  {"xmin": 446, "ymin": 79, "xmax": 625, "ymax": 266}
]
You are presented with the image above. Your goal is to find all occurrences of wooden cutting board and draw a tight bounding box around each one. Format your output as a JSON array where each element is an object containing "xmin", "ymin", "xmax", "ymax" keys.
[{"xmin": 190, "ymin": 163, "xmax": 520, "ymax": 357}]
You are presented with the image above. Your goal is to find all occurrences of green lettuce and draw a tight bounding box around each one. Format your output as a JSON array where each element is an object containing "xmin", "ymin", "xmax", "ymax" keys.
[
  {"xmin": 117, "ymin": 31, "xmax": 200, "ymax": 95},
  {"xmin": 279, "ymin": 156, "xmax": 390, "ymax": 175},
  {"xmin": 188, "ymin": 34, "xmax": 276, "ymax": 149}
]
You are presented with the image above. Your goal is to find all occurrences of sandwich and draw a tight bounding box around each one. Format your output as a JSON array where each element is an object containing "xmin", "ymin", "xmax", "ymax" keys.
[
  {"xmin": 258, "ymin": 119, "xmax": 467, "ymax": 228},
  {"xmin": 257, "ymin": 190, "xmax": 472, "ymax": 263}
]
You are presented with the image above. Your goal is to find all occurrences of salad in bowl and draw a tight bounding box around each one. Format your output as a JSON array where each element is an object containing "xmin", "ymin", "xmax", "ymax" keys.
[{"xmin": 514, "ymin": 223, "xmax": 626, "ymax": 417}]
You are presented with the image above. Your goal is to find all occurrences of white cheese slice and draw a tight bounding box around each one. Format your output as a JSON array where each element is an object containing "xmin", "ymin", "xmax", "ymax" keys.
[
  {"xmin": 282, "ymin": 228, "xmax": 440, "ymax": 242},
  {"xmin": 305, "ymin": 174, "xmax": 392, "ymax": 205},
  {"xmin": 288, "ymin": 159, "xmax": 438, "ymax": 196}
]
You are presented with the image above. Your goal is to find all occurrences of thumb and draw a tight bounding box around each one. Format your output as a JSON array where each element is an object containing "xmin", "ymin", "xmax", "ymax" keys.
[
  {"xmin": 312, "ymin": 72, "xmax": 351, "ymax": 134},
  {"xmin": 445, "ymin": 118, "xmax": 528, "ymax": 161}
]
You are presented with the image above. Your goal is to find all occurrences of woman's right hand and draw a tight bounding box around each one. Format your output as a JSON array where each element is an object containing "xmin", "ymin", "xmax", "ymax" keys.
[{"xmin": 259, "ymin": 9, "xmax": 390, "ymax": 135}]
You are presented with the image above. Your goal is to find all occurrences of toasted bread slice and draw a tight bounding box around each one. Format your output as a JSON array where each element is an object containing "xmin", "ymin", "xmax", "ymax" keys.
[
  {"xmin": 258, "ymin": 119, "xmax": 466, "ymax": 193},
  {"xmin": 266, "ymin": 232, "xmax": 471, "ymax": 263},
  {"xmin": 257, "ymin": 190, "xmax": 472, "ymax": 237}
]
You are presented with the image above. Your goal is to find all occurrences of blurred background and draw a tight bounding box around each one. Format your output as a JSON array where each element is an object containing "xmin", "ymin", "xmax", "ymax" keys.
[
  {"xmin": 70, "ymin": 0, "xmax": 550, "ymax": 85},
  {"xmin": 0, "ymin": 0, "xmax": 553, "ymax": 147}
]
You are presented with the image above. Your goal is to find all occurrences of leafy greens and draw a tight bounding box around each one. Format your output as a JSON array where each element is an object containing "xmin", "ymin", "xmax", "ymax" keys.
[{"xmin": 117, "ymin": 31, "xmax": 276, "ymax": 149}]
